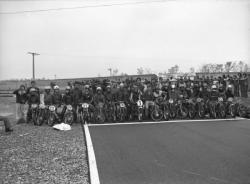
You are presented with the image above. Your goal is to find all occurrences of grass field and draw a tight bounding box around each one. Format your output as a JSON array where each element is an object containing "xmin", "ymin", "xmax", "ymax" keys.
[{"xmin": 0, "ymin": 97, "xmax": 89, "ymax": 184}]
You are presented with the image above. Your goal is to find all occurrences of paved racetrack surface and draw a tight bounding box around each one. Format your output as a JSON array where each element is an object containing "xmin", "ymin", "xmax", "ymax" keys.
[{"xmin": 89, "ymin": 120, "xmax": 250, "ymax": 184}]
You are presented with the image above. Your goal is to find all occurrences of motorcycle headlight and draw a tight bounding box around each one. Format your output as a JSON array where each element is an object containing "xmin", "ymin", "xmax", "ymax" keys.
[
  {"xmin": 31, "ymin": 104, "xmax": 38, "ymax": 108},
  {"xmin": 67, "ymin": 105, "xmax": 73, "ymax": 110},
  {"xmin": 82, "ymin": 103, "xmax": 89, "ymax": 108},
  {"xmin": 197, "ymin": 98, "xmax": 201, "ymax": 103},
  {"xmin": 169, "ymin": 99, "xmax": 173, "ymax": 104},
  {"xmin": 49, "ymin": 105, "xmax": 56, "ymax": 111},
  {"xmin": 120, "ymin": 102, "xmax": 125, "ymax": 108},
  {"xmin": 137, "ymin": 100, "xmax": 143, "ymax": 107}
]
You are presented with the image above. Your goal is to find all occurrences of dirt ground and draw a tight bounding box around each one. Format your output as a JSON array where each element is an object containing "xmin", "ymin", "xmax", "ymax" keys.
[{"xmin": 0, "ymin": 97, "xmax": 89, "ymax": 184}]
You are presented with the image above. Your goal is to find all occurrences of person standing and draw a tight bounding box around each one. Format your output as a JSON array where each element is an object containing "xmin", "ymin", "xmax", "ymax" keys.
[
  {"xmin": 13, "ymin": 85, "xmax": 28, "ymax": 124},
  {"xmin": 242, "ymin": 73, "xmax": 248, "ymax": 98}
]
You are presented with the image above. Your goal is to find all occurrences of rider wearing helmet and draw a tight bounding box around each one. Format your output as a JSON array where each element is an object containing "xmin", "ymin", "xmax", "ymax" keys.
[
  {"xmin": 52, "ymin": 86, "xmax": 63, "ymax": 106},
  {"xmin": 63, "ymin": 86, "xmax": 73, "ymax": 105},
  {"xmin": 178, "ymin": 83, "xmax": 188, "ymax": 100},
  {"xmin": 93, "ymin": 87, "xmax": 105, "ymax": 109},
  {"xmin": 218, "ymin": 83, "xmax": 226, "ymax": 101},
  {"xmin": 225, "ymin": 84, "xmax": 234, "ymax": 99}
]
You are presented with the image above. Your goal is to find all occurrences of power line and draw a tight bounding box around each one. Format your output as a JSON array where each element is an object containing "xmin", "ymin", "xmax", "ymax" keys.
[{"xmin": 0, "ymin": 0, "xmax": 169, "ymax": 14}]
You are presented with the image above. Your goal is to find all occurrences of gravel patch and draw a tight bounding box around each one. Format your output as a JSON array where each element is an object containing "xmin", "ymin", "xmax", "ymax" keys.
[{"xmin": 0, "ymin": 123, "xmax": 89, "ymax": 184}]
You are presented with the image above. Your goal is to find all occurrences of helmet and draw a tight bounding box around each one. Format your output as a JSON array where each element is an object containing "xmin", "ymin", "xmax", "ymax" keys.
[
  {"xmin": 66, "ymin": 86, "xmax": 71, "ymax": 90},
  {"xmin": 30, "ymin": 88, "xmax": 36, "ymax": 92},
  {"xmin": 96, "ymin": 87, "xmax": 102, "ymax": 91},
  {"xmin": 211, "ymin": 85, "xmax": 217, "ymax": 89},
  {"xmin": 120, "ymin": 83, "xmax": 124, "ymax": 87},
  {"xmin": 106, "ymin": 85, "xmax": 111, "ymax": 89},
  {"xmin": 45, "ymin": 86, "xmax": 50, "ymax": 90},
  {"xmin": 228, "ymin": 84, "xmax": 232, "ymax": 88},
  {"xmin": 54, "ymin": 85, "xmax": 59, "ymax": 90},
  {"xmin": 84, "ymin": 85, "xmax": 90, "ymax": 89},
  {"xmin": 171, "ymin": 84, "xmax": 176, "ymax": 89}
]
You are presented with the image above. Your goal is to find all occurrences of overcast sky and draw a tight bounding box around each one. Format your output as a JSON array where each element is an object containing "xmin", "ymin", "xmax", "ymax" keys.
[{"xmin": 0, "ymin": 0, "xmax": 249, "ymax": 80}]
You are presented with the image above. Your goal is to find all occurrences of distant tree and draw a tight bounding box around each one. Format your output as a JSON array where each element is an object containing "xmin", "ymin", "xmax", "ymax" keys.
[
  {"xmin": 137, "ymin": 67, "xmax": 144, "ymax": 75},
  {"xmin": 144, "ymin": 68, "xmax": 152, "ymax": 74},
  {"xmin": 112, "ymin": 69, "xmax": 119, "ymax": 76}
]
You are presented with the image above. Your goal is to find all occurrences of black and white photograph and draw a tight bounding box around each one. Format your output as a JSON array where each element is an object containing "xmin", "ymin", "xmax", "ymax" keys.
[{"xmin": 0, "ymin": 0, "xmax": 250, "ymax": 183}]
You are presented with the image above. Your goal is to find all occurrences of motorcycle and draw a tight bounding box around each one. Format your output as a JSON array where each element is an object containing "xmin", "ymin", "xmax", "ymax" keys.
[
  {"xmin": 177, "ymin": 99, "xmax": 188, "ymax": 119},
  {"xmin": 63, "ymin": 105, "xmax": 74, "ymax": 125},
  {"xmin": 105, "ymin": 102, "xmax": 116, "ymax": 123},
  {"xmin": 47, "ymin": 105, "xmax": 57, "ymax": 126},
  {"xmin": 36, "ymin": 104, "xmax": 47, "ymax": 126},
  {"xmin": 168, "ymin": 98, "xmax": 177, "ymax": 119},
  {"xmin": 196, "ymin": 98, "xmax": 205, "ymax": 118},
  {"xmin": 30, "ymin": 104, "xmax": 39, "ymax": 125},
  {"xmin": 78, "ymin": 103, "xmax": 91, "ymax": 124},
  {"xmin": 117, "ymin": 101, "xmax": 127, "ymax": 122},
  {"xmin": 209, "ymin": 101, "xmax": 217, "ymax": 119},
  {"xmin": 226, "ymin": 97, "xmax": 236, "ymax": 118},
  {"xmin": 235, "ymin": 103, "xmax": 247, "ymax": 118},
  {"xmin": 136, "ymin": 99, "xmax": 144, "ymax": 121},
  {"xmin": 187, "ymin": 99, "xmax": 196, "ymax": 119},
  {"xmin": 95, "ymin": 103, "xmax": 105, "ymax": 124},
  {"xmin": 217, "ymin": 97, "xmax": 226, "ymax": 118}
]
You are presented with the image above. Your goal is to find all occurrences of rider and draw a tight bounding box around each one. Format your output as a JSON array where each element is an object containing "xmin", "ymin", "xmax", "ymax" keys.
[
  {"xmin": 44, "ymin": 86, "xmax": 53, "ymax": 105},
  {"xmin": 27, "ymin": 87, "xmax": 40, "ymax": 123},
  {"xmin": 80, "ymin": 85, "xmax": 95, "ymax": 117},
  {"xmin": 52, "ymin": 85, "xmax": 64, "ymax": 120},
  {"xmin": 143, "ymin": 84, "xmax": 155, "ymax": 119},
  {"xmin": 93, "ymin": 87, "xmax": 105, "ymax": 110},
  {"xmin": 130, "ymin": 85, "xmax": 143, "ymax": 119}
]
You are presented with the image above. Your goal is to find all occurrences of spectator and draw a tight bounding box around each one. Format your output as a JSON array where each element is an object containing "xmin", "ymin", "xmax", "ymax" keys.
[{"xmin": 13, "ymin": 85, "xmax": 28, "ymax": 124}]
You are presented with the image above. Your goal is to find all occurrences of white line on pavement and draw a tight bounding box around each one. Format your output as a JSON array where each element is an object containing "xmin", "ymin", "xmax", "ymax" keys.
[
  {"xmin": 84, "ymin": 124, "xmax": 100, "ymax": 184},
  {"xmin": 88, "ymin": 117, "xmax": 247, "ymax": 127}
]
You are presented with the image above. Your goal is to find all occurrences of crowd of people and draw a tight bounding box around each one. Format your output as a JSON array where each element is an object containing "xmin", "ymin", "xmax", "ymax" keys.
[{"xmin": 12, "ymin": 73, "xmax": 249, "ymax": 125}]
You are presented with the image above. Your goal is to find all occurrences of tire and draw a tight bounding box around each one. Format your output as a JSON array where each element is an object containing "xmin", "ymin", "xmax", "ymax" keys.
[
  {"xmin": 238, "ymin": 104, "xmax": 247, "ymax": 117},
  {"xmin": 188, "ymin": 104, "xmax": 196, "ymax": 119},
  {"xmin": 218, "ymin": 103, "xmax": 226, "ymax": 118},
  {"xmin": 32, "ymin": 111, "xmax": 37, "ymax": 125},
  {"xmin": 229, "ymin": 104, "xmax": 236, "ymax": 118},
  {"xmin": 36, "ymin": 115, "xmax": 44, "ymax": 126},
  {"xmin": 178, "ymin": 106, "xmax": 188, "ymax": 119},
  {"xmin": 64, "ymin": 112, "xmax": 74, "ymax": 125},
  {"xmin": 138, "ymin": 108, "xmax": 143, "ymax": 121},
  {"xmin": 169, "ymin": 104, "xmax": 176, "ymax": 119},
  {"xmin": 163, "ymin": 106, "xmax": 170, "ymax": 121},
  {"xmin": 197, "ymin": 103, "xmax": 205, "ymax": 118},
  {"xmin": 48, "ymin": 114, "xmax": 55, "ymax": 126},
  {"xmin": 210, "ymin": 104, "xmax": 217, "ymax": 119},
  {"xmin": 151, "ymin": 108, "xmax": 163, "ymax": 121}
]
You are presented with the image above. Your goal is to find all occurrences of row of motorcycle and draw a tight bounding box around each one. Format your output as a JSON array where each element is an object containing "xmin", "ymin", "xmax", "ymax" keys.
[{"xmin": 28, "ymin": 96, "xmax": 248, "ymax": 126}]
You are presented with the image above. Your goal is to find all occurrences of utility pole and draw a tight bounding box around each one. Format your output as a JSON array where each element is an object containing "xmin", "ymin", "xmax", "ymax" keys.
[{"xmin": 28, "ymin": 52, "xmax": 40, "ymax": 80}]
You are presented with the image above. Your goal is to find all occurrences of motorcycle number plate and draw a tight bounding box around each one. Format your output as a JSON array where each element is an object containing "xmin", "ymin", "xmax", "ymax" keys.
[
  {"xmin": 49, "ymin": 106, "xmax": 56, "ymax": 111},
  {"xmin": 218, "ymin": 97, "xmax": 223, "ymax": 102},
  {"xmin": 82, "ymin": 103, "xmax": 89, "ymax": 108},
  {"xmin": 228, "ymin": 98, "xmax": 233, "ymax": 102},
  {"xmin": 67, "ymin": 105, "xmax": 73, "ymax": 110},
  {"xmin": 120, "ymin": 103, "xmax": 125, "ymax": 108},
  {"xmin": 31, "ymin": 104, "xmax": 38, "ymax": 108},
  {"xmin": 169, "ymin": 99, "xmax": 174, "ymax": 104},
  {"xmin": 39, "ymin": 104, "xmax": 46, "ymax": 109},
  {"xmin": 137, "ymin": 100, "xmax": 143, "ymax": 107}
]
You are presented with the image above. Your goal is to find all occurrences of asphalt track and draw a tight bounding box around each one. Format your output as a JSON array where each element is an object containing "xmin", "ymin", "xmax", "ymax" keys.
[{"xmin": 88, "ymin": 119, "xmax": 250, "ymax": 184}]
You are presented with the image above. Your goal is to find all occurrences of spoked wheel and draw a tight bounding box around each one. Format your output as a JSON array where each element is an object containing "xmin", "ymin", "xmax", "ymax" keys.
[
  {"xmin": 64, "ymin": 113, "xmax": 74, "ymax": 125},
  {"xmin": 151, "ymin": 108, "xmax": 163, "ymax": 121}
]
